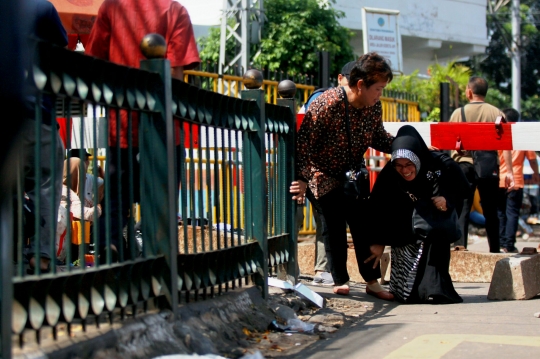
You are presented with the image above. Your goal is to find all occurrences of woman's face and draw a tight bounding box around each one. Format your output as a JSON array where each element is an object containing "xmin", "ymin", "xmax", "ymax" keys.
[
  {"xmin": 349, "ymin": 79, "xmax": 388, "ymax": 108},
  {"xmin": 360, "ymin": 80, "xmax": 387, "ymax": 107},
  {"xmin": 393, "ymin": 158, "xmax": 417, "ymax": 181}
]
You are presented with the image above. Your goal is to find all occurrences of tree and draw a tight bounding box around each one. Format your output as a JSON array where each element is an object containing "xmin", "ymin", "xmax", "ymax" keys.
[
  {"xmin": 386, "ymin": 61, "xmax": 471, "ymax": 122},
  {"xmin": 198, "ymin": 0, "xmax": 355, "ymax": 82},
  {"xmin": 465, "ymin": 0, "xmax": 540, "ymax": 120}
]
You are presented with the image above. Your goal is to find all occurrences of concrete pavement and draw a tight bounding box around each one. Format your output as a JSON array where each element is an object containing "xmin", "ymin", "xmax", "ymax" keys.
[
  {"xmin": 14, "ymin": 235, "xmax": 538, "ymax": 359},
  {"xmin": 466, "ymin": 234, "xmax": 540, "ymax": 253},
  {"xmin": 296, "ymin": 237, "xmax": 540, "ymax": 359},
  {"xmin": 298, "ymin": 282, "xmax": 540, "ymax": 359}
]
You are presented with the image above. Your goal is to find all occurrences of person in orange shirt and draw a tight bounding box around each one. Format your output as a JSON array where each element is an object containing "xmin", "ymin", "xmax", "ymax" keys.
[{"xmin": 497, "ymin": 108, "xmax": 540, "ymax": 253}]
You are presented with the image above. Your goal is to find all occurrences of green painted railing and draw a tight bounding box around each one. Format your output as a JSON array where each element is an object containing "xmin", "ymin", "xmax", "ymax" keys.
[{"xmin": 1, "ymin": 39, "xmax": 296, "ymax": 357}]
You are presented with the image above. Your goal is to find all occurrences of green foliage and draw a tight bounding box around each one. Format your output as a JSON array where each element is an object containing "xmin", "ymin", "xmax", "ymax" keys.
[
  {"xmin": 386, "ymin": 61, "xmax": 471, "ymax": 122},
  {"xmin": 522, "ymin": 95, "xmax": 540, "ymax": 120},
  {"xmin": 198, "ymin": 0, "xmax": 355, "ymax": 80},
  {"xmin": 198, "ymin": 26, "xmax": 224, "ymax": 65},
  {"xmin": 484, "ymin": 86, "xmax": 510, "ymax": 110}
]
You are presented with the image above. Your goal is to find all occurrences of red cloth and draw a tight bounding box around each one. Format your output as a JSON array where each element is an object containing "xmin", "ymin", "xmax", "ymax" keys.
[
  {"xmin": 85, "ymin": 0, "xmax": 200, "ymax": 148},
  {"xmin": 56, "ymin": 118, "xmax": 71, "ymax": 148}
]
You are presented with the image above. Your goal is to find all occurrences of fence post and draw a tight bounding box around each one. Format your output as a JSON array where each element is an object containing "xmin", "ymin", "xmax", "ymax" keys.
[
  {"xmin": 276, "ymin": 80, "xmax": 299, "ymax": 283},
  {"xmin": 0, "ymin": 201, "xmax": 13, "ymax": 359},
  {"xmin": 318, "ymin": 51, "xmax": 331, "ymax": 88},
  {"xmin": 138, "ymin": 35, "xmax": 178, "ymax": 312},
  {"xmin": 440, "ymin": 82, "xmax": 451, "ymax": 122},
  {"xmin": 241, "ymin": 69, "xmax": 269, "ymax": 299}
]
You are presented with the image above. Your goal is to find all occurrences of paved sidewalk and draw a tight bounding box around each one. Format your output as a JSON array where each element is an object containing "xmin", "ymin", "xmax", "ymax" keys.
[
  {"xmin": 295, "ymin": 236, "xmax": 540, "ymax": 359},
  {"xmin": 296, "ymin": 281, "xmax": 540, "ymax": 359},
  {"xmin": 467, "ymin": 234, "xmax": 540, "ymax": 253}
]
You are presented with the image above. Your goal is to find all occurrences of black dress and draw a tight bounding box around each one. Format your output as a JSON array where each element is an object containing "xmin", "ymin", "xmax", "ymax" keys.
[{"xmin": 367, "ymin": 125, "xmax": 468, "ymax": 304}]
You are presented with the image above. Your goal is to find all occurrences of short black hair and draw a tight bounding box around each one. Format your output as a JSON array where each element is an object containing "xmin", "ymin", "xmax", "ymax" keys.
[
  {"xmin": 349, "ymin": 52, "xmax": 393, "ymax": 89},
  {"xmin": 502, "ymin": 107, "xmax": 520, "ymax": 122},
  {"xmin": 467, "ymin": 76, "xmax": 488, "ymax": 97},
  {"xmin": 340, "ymin": 61, "xmax": 357, "ymax": 82},
  {"xmin": 67, "ymin": 149, "xmax": 91, "ymax": 159}
]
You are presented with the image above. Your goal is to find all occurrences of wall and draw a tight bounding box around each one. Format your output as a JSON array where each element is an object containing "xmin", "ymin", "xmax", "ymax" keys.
[
  {"xmin": 182, "ymin": 0, "xmax": 489, "ymax": 76},
  {"xmin": 334, "ymin": 0, "xmax": 489, "ymax": 75}
]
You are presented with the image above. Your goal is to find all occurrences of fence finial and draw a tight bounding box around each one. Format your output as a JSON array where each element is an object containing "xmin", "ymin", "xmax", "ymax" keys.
[
  {"xmin": 277, "ymin": 79, "xmax": 296, "ymax": 98},
  {"xmin": 243, "ymin": 69, "xmax": 263, "ymax": 89},
  {"xmin": 140, "ymin": 33, "xmax": 167, "ymax": 59}
]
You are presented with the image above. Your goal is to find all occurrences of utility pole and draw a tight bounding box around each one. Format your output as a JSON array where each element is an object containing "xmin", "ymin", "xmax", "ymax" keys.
[
  {"xmin": 511, "ymin": 0, "xmax": 521, "ymax": 112},
  {"xmin": 218, "ymin": 0, "xmax": 265, "ymax": 76}
]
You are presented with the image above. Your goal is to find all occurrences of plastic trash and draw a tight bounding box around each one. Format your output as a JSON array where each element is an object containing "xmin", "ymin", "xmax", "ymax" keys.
[
  {"xmin": 153, "ymin": 351, "xmax": 264, "ymax": 359},
  {"xmin": 153, "ymin": 354, "xmax": 227, "ymax": 359},
  {"xmin": 268, "ymin": 320, "xmax": 289, "ymax": 332},
  {"xmin": 239, "ymin": 351, "xmax": 265, "ymax": 359},
  {"xmin": 286, "ymin": 318, "xmax": 315, "ymax": 333}
]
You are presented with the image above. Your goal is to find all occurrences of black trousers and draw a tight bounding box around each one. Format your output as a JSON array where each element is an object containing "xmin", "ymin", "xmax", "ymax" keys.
[
  {"xmin": 455, "ymin": 162, "xmax": 500, "ymax": 252},
  {"xmin": 318, "ymin": 187, "xmax": 381, "ymax": 285},
  {"xmin": 98, "ymin": 148, "xmax": 141, "ymax": 256},
  {"xmin": 497, "ymin": 187, "xmax": 523, "ymax": 251},
  {"xmin": 305, "ymin": 190, "xmax": 330, "ymax": 273}
]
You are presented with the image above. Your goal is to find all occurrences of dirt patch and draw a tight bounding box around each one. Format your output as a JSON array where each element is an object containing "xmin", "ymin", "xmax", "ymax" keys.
[
  {"xmin": 178, "ymin": 225, "xmax": 244, "ymax": 254},
  {"xmin": 14, "ymin": 278, "xmax": 383, "ymax": 359},
  {"xmin": 237, "ymin": 280, "xmax": 379, "ymax": 358}
]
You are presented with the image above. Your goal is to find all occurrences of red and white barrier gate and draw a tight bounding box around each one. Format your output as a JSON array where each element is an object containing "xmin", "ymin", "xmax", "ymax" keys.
[{"xmin": 383, "ymin": 122, "xmax": 540, "ymax": 151}]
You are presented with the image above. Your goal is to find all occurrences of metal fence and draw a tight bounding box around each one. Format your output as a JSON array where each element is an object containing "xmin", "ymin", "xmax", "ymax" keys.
[
  {"xmin": 184, "ymin": 68, "xmax": 421, "ymax": 122},
  {"xmin": 1, "ymin": 39, "xmax": 296, "ymax": 357},
  {"xmin": 183, "ymin": 69, "xmax": 420, "ymax": 236}
]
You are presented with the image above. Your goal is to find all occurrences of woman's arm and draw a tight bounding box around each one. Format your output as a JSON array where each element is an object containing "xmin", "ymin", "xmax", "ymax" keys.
[{"xmin": 436, "ymin": 157, "xmax": 469, "ymax": 216}]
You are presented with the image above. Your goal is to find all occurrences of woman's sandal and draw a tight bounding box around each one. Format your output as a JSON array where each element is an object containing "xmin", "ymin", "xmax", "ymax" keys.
[
  {"xmin": 333, "ymin": 283, "xmax": 350, "ymax": 295},
  {"xmin": 366, "ymin": 286, "xmax": 394, "ymax": 301}
]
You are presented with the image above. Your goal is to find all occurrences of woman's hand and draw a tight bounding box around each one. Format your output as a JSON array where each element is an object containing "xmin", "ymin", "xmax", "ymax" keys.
[
  {"xmin": 432, "ymin": 196, "xmax": 447, "ymax": 211},
  {"xmin": 290, "ymin": 180, "xmax": 307, "ymax": 204},
  {"xmin": 364, "ymin": 244, "xmax": 385, "ymax": 269}
]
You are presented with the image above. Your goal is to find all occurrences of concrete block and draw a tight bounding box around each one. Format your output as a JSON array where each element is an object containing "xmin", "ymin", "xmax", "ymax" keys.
[
  {"xmin": 487, "ymin": 254, "xmax": 540, "ymax": 300},
  {"xmin": 300, "ymin": 241, "xmax": 525, "ymax": 284},
  {"xmin": 449, "ymin": 250, "xmax": 512, "ymax": 283},
  {"xmin": 298, "ymin": 241, "xmax": 389, "ymax": 284},
  {"xmin": 298, "ymin": 242, "xmax": 317, "ymax": 277},
  {"xmin": 521, "ymin": 247, "xmax": 538, "ymax": 255}
]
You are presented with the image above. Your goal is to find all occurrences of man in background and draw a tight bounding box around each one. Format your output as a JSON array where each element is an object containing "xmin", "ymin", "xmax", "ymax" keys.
[
  {"xmin": 85, "ymin": 0, "xmax": 200, "ymax": 261},
  {"xmin": 22, "ymin": 0, "xmax": 68, "ymax": 272},
  {"xmin": 449, "ymin": 76, "xmax": 514, "ymax": 253},
  {"xmin": 497, "ymin": 108, "xmax": 539, "ymax": 253}
]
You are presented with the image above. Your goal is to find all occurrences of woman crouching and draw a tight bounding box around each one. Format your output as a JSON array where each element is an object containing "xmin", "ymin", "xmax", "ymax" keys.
[{"xmin": 368, "ymin": 125, "xmax": 468, "ymax": 304}]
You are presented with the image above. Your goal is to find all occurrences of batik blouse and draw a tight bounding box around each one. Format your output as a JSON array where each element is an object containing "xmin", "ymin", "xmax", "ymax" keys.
[{"xmin": 296, "ymin": 87, "xmax": 393, "ymax": 199}]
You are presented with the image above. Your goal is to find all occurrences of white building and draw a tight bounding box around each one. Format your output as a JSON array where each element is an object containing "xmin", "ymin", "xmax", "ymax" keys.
[{"xmin": 181, "ymin": 0, "xmax": 489, "ymax": 76}]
